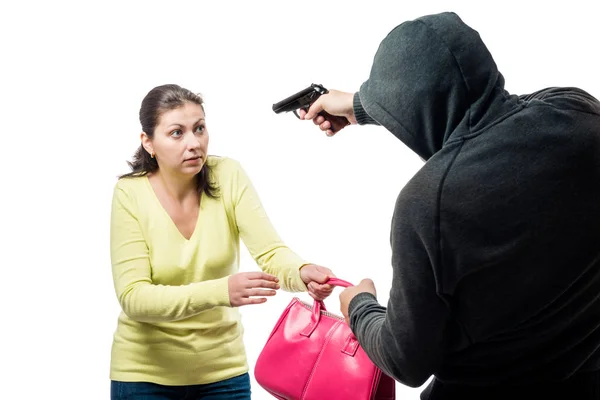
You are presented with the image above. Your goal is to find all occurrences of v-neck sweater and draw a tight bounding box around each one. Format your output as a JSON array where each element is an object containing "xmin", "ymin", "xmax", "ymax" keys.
[{"xmin": 109, "ymin": 156, "xmax": 308, "ymax": 385}]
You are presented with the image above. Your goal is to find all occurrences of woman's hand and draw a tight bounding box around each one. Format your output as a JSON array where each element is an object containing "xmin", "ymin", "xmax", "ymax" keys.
[
  {"xmin": 300, "ymin": 264, "xmax": 336, "ymax": 301},
  {"xmin": 228, "ymin": 271, "xmax": 280, "ymax": 307}
]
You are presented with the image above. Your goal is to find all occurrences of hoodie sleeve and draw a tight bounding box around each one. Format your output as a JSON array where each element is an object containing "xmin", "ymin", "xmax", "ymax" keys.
[
  {"xmin": 348, "ymin": 193, "xmax": 452, "ymax": 387},
  {"xmin": 353, "ymin": 92, "xmax": 380, "ymax": 126},
  {"xmin": 356, "ymin": 12, "xmax": 503, "ymax": 160}
]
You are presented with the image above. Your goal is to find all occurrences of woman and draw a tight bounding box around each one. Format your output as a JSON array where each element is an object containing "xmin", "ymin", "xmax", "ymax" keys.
[{"xmin": 109, "ymin": 84, "xmax": 334, "ymax": 399}]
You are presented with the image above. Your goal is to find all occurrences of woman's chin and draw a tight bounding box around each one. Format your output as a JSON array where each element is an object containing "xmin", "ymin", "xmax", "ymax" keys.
[{"xmin": 181, "ymin": 163, "xmax": 204, "ymax": 176}]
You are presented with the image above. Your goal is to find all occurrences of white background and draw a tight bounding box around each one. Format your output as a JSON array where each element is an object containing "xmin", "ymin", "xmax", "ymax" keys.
[{"xmin": 1, "ymin": 1, "xmax": 598, "ymax": 399}]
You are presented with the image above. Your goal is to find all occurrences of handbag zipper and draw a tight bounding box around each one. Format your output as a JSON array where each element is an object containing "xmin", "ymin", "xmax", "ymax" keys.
[{"xmin": 298, "ymin": 300, "xmax": 344, "ymax": 321}]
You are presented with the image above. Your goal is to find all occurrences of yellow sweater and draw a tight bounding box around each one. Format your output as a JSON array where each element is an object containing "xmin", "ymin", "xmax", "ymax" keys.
[{"xmin": 109, "ymin": 156, "xmax": 308, "ymax": 385}]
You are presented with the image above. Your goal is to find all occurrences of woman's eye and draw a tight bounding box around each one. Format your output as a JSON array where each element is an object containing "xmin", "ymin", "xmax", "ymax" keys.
[
  {"xmin": 195, "ymin": 125, "xmax": 205, "ymax": 134},
  {"xmin": 171, "ymin": 129, "xmax": 182, "ymax": 137}
]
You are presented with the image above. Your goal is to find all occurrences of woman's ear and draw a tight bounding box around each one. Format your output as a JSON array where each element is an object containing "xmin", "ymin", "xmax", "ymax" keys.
[{"xmin": 140, "ymin": 132, "xmax": 153, "ymax": 155}]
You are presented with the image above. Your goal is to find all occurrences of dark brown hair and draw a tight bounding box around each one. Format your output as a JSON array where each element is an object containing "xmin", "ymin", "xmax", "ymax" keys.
[{"xmin": 119, "ymin": 84, "xmax": 219, "ymax": 198}]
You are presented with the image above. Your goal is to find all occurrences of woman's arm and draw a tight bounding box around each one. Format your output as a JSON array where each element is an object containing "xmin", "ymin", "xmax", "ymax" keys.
[
  {"xmin": 110, "ymin": 184, "xmax": 232, "ymax": 322},
  {"xmin": 229, "ymin": 160, "xmax": 310, "ymax": 293}
]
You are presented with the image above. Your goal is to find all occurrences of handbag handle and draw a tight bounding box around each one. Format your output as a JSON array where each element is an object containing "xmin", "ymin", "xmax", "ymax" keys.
[
  {"xmin": 317, "ymin": 277, "xmax": 354, "ymax": 313},
  {"xmin": 300, "ymin": 277, "xmax": 354, "ymax": 337},
  {"xmin": 323, "ymin": 277, "xmax": 353, "ymax": 289}
]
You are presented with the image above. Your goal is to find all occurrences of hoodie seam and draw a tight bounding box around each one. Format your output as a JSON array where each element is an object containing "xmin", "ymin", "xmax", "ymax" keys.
[
  {"xmin": 445, "ymin": 102, "xmax": 525, "ymax": 145},
  {"xmin": 418, "ymin": 18, "xmax": 514, "ymax": 136},
  {"xmin": 450, "ymin": 101, "xmax": 596, "ymax": 146},
  {"xmin": 435, "ymin": 141, "xmax": 463, "ymax": 294},
  {"xmin": 524, "ymin": 101, "xmax": 600, "ymax": 117},
  {"xmin": 435, "ymin": 138, "xmax": 474, "ymax": 344},
  {"xmin": 416, "ymin": 19, "xmax": 472, "ymax": 130},
  {"xmin": 367, "ymin": 99, "xmax": 419, "ymax": 139}
]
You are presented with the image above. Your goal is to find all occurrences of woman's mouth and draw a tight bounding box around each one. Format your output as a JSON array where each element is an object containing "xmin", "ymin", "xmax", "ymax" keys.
[{"xmin": 184, "ymin": 156, "xmax": 201, "ymax": 163}]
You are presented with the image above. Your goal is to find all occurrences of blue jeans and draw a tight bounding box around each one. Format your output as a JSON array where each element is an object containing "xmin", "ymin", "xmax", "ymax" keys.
[{"xmin": 110, "ymin": 373, "xmax": 251, "ymax": 400}]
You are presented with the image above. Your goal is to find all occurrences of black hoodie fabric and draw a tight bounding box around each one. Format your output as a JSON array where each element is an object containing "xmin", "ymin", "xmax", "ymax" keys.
[{"xmin": 347, "ymin": 11, "xmax": 600, "ymax": 397}]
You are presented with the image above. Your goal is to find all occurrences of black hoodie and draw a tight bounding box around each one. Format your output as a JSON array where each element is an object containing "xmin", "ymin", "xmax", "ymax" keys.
[{"xmin": 347, "ymin": 11, "xmax": 600, "ymax": 395}]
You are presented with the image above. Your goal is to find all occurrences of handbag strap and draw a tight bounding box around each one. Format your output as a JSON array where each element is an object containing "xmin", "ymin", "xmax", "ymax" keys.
[
  {"xmin": 325, "ymin": 277, "xmax": 353, "ymax": 288},
  {"xmin": 318, "ymin": 277, "xmax": 353, "ymax": 313},
  {"xmin": 300, "ymin": 277, "xmax": 354, "ymax": 337}
]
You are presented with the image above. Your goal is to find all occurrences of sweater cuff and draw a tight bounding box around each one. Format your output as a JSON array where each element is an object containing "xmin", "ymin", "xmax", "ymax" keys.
[
  {"xmin": 353, "ymin": 92, "xmax": 380, "ymax": 126},
  {"xmin": 192, "ymin": 276, "xmax": 231, "ymax": 309},
  {"xmin": 292, "ymin": 262, "xmax": 310, "ymax": 293}
]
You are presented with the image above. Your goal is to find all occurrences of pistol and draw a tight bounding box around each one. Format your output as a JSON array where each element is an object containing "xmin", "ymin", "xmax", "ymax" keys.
[{"xmin": 272, "ymin": 83, "xmax": 329, "ymax": 118}]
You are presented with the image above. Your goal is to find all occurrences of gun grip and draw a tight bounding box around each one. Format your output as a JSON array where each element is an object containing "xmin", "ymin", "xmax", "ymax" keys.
[{"xmin": 320, "ymin": 111, "xmax": 351, "ymax": 134}]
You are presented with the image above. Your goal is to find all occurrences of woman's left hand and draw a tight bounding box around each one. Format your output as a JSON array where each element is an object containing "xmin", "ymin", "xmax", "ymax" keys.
[{"xmin": 299, "ymin": 264, "xmax": 335, "ymax": 301}]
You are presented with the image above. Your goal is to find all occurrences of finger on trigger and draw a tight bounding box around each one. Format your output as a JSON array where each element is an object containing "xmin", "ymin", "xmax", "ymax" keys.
[{"xmin": 305, "ymin": 99, "xmax": 324, "ymax": 120}]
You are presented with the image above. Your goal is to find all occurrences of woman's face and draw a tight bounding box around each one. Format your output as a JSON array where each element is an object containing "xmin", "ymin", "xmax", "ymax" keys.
[{"xmin": 142, "ymin": 102, "xmax": 209, "ymax": 178}]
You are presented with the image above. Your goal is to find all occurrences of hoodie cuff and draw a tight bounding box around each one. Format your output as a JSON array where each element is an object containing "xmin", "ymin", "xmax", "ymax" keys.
[
  {"xmin": 353, "ymin": 92, "xmax": 380, "ymax": 126},
  {"xmin": 348, "ymin": 292, "xmax": 378, "ymax": 316}
]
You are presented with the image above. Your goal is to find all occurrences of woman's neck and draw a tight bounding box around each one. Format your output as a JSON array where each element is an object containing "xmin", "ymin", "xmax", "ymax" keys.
[{"xmin": 153, "ymin": 169, "xmax": 197, "ymax": 203}]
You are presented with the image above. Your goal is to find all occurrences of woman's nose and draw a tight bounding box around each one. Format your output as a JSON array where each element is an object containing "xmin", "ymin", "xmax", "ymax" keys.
[{"xmin": 185, "ymin": 132, "xmax": 201, "ymax": 149}]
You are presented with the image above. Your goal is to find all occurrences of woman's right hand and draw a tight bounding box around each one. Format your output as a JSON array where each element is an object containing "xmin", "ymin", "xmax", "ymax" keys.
[
  {"xmin": 228, "ymin": 271, "xmax": 280, "ymax": 307},
  {"xmin": 299, "ymin": 89, "xmax": 357, "ymax": 136}
]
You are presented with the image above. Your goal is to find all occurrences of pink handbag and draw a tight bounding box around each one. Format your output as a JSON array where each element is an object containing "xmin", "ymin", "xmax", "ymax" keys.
[{"xmin": 254, "ymin": 277, "xmax": 396, "ymax": 400}]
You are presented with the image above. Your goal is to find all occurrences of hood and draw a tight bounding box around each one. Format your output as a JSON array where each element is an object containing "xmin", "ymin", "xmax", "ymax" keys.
[{"xmin": 358, "ymin": 12, "xmax": 505, "ymax": 160}]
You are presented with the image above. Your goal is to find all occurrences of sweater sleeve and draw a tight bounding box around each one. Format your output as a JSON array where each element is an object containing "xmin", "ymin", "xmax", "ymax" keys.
[
  {"xmin": 347, "ymin": 201, "xmax": 451, "ymax": 388},
  {"xmin": 110, "ymin": 183, "xmax": 231, "ymax": 323},
  {"xmin": 230, "ymin": 160, "xmax": 309, "ymax": 293}
]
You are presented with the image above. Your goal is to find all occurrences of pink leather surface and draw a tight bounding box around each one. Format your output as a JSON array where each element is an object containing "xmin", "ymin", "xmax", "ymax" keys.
[{"xmin": 255, "ymin": 278, "xmax": 396, "ymax": 399}]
